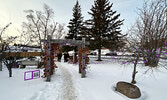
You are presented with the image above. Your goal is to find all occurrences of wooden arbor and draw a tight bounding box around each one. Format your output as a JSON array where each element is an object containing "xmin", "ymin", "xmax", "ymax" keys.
[{"xmin": 41, "ymin": 35, "xmax": 89, "ymax": 82}]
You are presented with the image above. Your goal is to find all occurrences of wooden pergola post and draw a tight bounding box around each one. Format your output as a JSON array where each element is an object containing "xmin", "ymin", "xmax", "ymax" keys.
[
  {"xmin": 81, "ymin": 38, "xmax": 86, "ymax": 78},
  {"xmin": 46, "ymin": 35, "xmax": 51, "ymax": 82}
]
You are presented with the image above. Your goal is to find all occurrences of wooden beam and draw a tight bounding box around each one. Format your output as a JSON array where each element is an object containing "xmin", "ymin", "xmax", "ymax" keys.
[{"xmin": 41, "ymin": 39, "xmax": 89, "ymax": 46}]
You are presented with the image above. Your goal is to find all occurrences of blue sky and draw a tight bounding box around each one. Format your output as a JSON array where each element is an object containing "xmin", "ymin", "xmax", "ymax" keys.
[{"xmin": 0, "ymin": 0, "xmax": 143, "ymax": 36}]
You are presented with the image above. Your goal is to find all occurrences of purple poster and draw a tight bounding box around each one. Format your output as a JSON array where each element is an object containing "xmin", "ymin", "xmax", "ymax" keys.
[{"xmin": 24, "ymin": 70, "xmax": 40, "ymax": 81}]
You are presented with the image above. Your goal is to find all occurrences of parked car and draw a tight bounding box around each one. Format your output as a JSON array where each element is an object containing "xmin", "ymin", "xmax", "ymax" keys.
[
  {"xmin": 105, "ymin": 52, "xmax": 117, "ymax": 56},
  {"xmin": 90, "ymin": 52, "xmax": 97, "ymax": 55}
]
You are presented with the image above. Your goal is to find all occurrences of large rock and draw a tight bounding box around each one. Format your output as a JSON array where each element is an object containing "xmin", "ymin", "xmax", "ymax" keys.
[{"xmin": 116, "ymin": 81, "xmax": 141, "ymax": 99}]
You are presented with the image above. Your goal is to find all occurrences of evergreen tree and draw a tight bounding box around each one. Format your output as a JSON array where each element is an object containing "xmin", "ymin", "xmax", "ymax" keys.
[
  {"xmin": 65, "ymin": 0, "xmax": 84, "ymax": 63},
  {"xmin": 86, "ymin": 0, "xmax": 124, "ymax": 61},
  {"xmin": 66, "ymin": 0, "xmax": 84, "ymax": 40}
]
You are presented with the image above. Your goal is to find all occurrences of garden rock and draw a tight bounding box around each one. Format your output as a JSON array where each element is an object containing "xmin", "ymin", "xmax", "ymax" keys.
[{"xmin": 116, "ymin": 81, "xmax": 141, "ymax": 99}]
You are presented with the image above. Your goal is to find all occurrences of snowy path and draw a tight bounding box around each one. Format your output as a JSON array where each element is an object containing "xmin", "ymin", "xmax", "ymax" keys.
[
  {"xmin": 26, "ymin": 62, "xmax": 79, "ymax": 100},
  {"xmin": 27, "ymin": 68, "xmax": 62, "ymax": 100},
  {"xmin": 57, "ymin": 62, "xmax": 78, "ymax": 100}
]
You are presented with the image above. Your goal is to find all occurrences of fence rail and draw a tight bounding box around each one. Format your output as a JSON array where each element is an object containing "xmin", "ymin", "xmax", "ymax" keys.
[
  {"xmin": 3, "ymin": 52, "xmax": 43, "ymax": 58},
  {"xmin": 89, "ymin": 55, "xmax": 167, "ymax": 60}
]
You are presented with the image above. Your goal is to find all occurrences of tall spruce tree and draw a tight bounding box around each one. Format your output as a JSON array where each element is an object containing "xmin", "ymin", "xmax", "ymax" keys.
[
  {"xmin": 66, "ymin": 0, "xmax": 83, "ymax": 40},
  {"xmin": 65, "ymin": 0, "xmax": 84, "ymax": 63},
  {"xmin": 86, "ymin": 0, "xmax": 124, "ymax": 61}
]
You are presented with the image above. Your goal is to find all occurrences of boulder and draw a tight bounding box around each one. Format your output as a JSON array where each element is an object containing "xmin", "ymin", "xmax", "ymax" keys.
[{"xmin": 116, "ymin": 81, "xmax": 141, "ymax": 99}]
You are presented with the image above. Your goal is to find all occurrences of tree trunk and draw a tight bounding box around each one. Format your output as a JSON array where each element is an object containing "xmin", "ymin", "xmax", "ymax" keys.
[
  {"xmin": 9, "ymin": 67, "xmax": 12, "ymax": 77},
  {"xmin": 0, "ymin": 53, "xmax": 2, "ymax": 71},
  {"xmin": 0, "ymin": 61, "xmax": 2, "ymax": 71},
  {"xmin": 7, "ymin": 65, "xmax": 12, "ymax": 77},
  {"xmin": 131, "ymin": 56, "xmax": 139, "ymax": 84},
  {"xmin": 97, "ymin": 48, "xmax": 102, "ymax": 61}
]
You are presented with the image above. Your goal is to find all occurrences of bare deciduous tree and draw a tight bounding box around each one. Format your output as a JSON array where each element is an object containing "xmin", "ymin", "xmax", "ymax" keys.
[
  {"xmin": 2, "ymin": 36, "xmax": 18, "ymax": 77},
  {"xmin": 0, "ymin": 23, "xmax": 12, "ymax": 71},
  {"xmin": 53, "ymin": 24, "xmax": 66, "ymax": 39},
  {"xmin": 0, "ymin": 33, "xmax": 18, "ymax": 77},
  {"xmin": 22, "ymin": 4, "xmax": 66, "ymax": 52},
  {"xmin": 128, "ymin": 0, "xmax": 166, "ymax": 67},
  {"xmin": 116, "ymin": 0, "xmax": 167, "ymax": 84}
]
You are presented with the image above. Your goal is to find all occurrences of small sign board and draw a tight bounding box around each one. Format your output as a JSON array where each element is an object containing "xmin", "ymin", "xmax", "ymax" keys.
[{"xmin": 24, "ymin": 70, "xmax": 40, "ymax": 81}]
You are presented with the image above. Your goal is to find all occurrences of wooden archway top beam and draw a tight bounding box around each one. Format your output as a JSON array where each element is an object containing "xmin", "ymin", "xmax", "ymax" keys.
[{"xmin": 41, "ymin": 39, "xmax": 89, "ymax": 46}]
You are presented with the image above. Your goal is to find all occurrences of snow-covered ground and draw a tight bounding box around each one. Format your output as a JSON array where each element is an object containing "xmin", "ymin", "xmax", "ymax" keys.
[
  {"xmin": 0, "ymin": 66, "xmax": 62, "ymax": 100},
  {"xmin": 1, "ymin": 58, "xmax": 167, "ymax": 100}
]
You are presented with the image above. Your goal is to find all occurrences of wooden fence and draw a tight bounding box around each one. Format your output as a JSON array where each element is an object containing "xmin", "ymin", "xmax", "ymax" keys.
[{"xmin": 3, "ymin": 52, "xmax": 42, "ymax": 58}]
